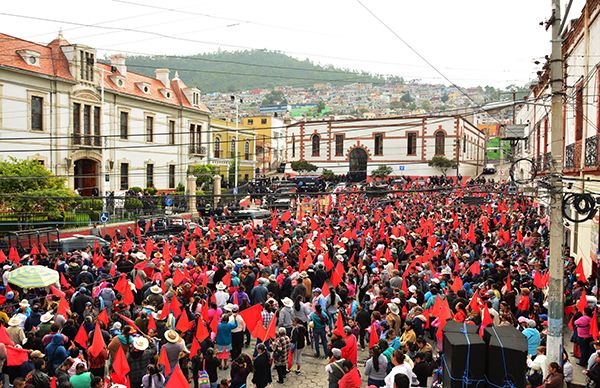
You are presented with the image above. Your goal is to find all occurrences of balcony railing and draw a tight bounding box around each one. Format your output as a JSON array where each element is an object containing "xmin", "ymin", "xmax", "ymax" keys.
[
  {"xmin": 72, "ymin": 133, "xmax": 101, "ymax": 148},
  {"xmin": 565, "ymin": 143, "xmax": 575, "ymax": 168},
  {"xmin": 543, "ymin": 152, "xmax": 552, "ymax": 171},
  {"xmin": 585, "ymin": 135, "xmax": 598, "ymax": 167},
  {"xmin": 189, "ymin": 145, "xmax": 207, "ymax": 157}
]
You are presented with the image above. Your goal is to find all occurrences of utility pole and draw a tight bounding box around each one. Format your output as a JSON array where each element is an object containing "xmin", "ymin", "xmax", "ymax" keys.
[{"xmin": 547, "ymin": 0, "xmax": 565, "ymax": 366}]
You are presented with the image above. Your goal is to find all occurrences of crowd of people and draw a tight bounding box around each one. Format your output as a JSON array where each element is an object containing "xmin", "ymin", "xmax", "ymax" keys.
[{"xmin": 0, "ymin": 179, "xmax": 598, "ymax": 388}]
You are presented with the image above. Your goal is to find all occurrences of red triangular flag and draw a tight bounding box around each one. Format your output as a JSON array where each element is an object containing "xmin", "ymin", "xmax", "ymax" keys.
[
  {"xmin": 369, "ymin": 324, "xmax": 379, "ymax": 348},
  {"xmin": 577, "ymin": 290, "xmax": 588, "ymax": 314},
  {"xmin": 165, "ymin": 365, "xmax": 189, "ymax": 388},
  {"xmin": 505, "ymin": 273, "xmax": 511, "ymax": 293},
  {"xmin": 576, "ymin": 259, "xmax": 587, "ymax": 283},
  {"xmin": 158, "ymin": 346, "xmax": 171, "ymax": 376},
  {"xmin": 480, "ymin": 306, "xmax": 493, "ymax": 337},
  {"xmin": 189, "ymin": 337, "xmax": 201, "ymax": 359},
  {"xmin": 0, "ymin": 325, "xmax": 14, "ymax": 345},
  {"xmin": 74, "ymin": 323, "xmax": 89, "ymax": 348},
  {"xmin": 222, "ymin": 273, "xmax": 232, "ymax": 287},
  {"xmin": 451, "ymin": 276, "xmax": 463, "ymax": 293},
  {"xmin": 264, "ymin": 312, "xmax": 277, "ymax": 341},
  {"xmin": 195, "ymin": 320, "xmax": 210, "ymax": 343},
  {"xmin": 112, "ymin": 345, "xmax": 130, "ymax": 378},
  {"xmin": 88, "ymin": 323, "xmax": 106, "ymax": 358},
  {"xmin": 97, "ymin": 309, "xmax": 109, "ymax": 328},
  {"xmin": 333, "ymin": 311, "xmax": 346, "ymax": 338},
  {"xmin": 6, "ymin": 345, "xmax": 29, "ymax": 366},
  {"xmin": 238, "ymin": 304, "xmax": 263, "ymax": 333},
  {"xmin": 591, "ymin": 310, "xmax": 599, "ymax": 341},
  {"xmin": 173, "ymin": 270, "xmax": 185, "ymax": 286},
  {"xmin": 176, "ymin": 311, "xmax": 192, "ymax": 333},
  {"xmin": 468, "ymin": 261, "xmax": 480, "ymax": 276},
  {"xmin": 8, "ymin": 247, "xmax": 19, "ymax": 263},
  {"xmin": 0, "ymin": 250, "xmax": 6, "ymax": 264},
  {"xmin": 148, "ymin": 314, "xmax": 157, "ymax": 332},
  {"xmin": 330, "ymin": 261, "xmax": 344, "ymax": 288}
]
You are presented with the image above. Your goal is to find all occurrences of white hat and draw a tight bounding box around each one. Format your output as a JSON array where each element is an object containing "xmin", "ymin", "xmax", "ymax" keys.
[
  {"xmin": 390, "ymin": 235, "xmax": 398, "ymax": 240},
  {"xmin": 150, "ymin": 285, "xmax": 162, "ymax": 294},
  {"xmin": 300, "ymin": 271, "xmax": 309, "ymax": 279},
  {"xmin": 8, "ymin": 316, "xmax": 22, "ymax": 326},
  {"xmin": 390, "ymin": 298, "xmax": 401, "ymax": 304},
  {"xmin": 223, "ymin": 303, "xmax": 234, "ymax": 312},
  {"xmin": 133, "ymin": 336, "xmax": 149, "ymax": 351},
  {"xmin": 341, "ymin": 237, "xmax": 349, "ymax": 244},
  {"xmin": 270, "ymin": 244, "xmax": 278, "ymax": 251},
  {"xmin": 216, "ymin": 282, "xmax": 227, "ymax": 290},
  {"xmin": 407, "ymin": 297, "xmax": 418, "ymax": 304},
  {"xmin": 19, "ymin": 299, "xmax": 30, "ymax": 308},
  {"xmin": 338, "ymin": 248, "xmax": 347, "ymax": 255},
  {"xmin": 164, "ymin": 329, "xmax": 180, "ymax": 343},
  {"xmin": 40, "ymin": 312, "xmax": 54, "ymax": 323},
  {"xmin": 408, "ymin": 285, "xmax": 417, "ymax": 293},
  {"xmin": 431, "ymin": 278, "xmax": 440, "ymax": 284},
  {"xmin": 441, "ymin": 269, "xmax": 451, "ymax": 276},
  {"xmin": 282, "ymin": 297, "xmax": 293, "ymax": 308},
  {"xmin": 388, "ymin": 303, "xmax": 400, "ymax": 315}
]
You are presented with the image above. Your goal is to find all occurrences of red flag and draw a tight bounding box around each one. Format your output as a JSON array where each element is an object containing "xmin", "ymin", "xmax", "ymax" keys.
[
  {"xmin": 74, "ymin": 323, "xmax": 89, "ymax": 348},
  {"xmin": 134, "ymin": 275, "xmax": 144, "ymax": 290},
  {"xmin": 57, "ymin": 296, "xmax": 69, "ymax": 317},
  {"xmin": 479, "ymin": 306, "xmax": 493, "ymax": 337},
  {"xmin": 533, "ymin": 271, "xmax": 544, "ymax": 289},
  {"xmin": 173, "ymin": 270, "xmax": 185, "ymax": 286},
  {"xmin": 6, "ymin": 346, "xmax": 29, "ymax": 366},
  {"xmin": 264, "ymin": 311, "xmax": 277, "ymax": 341},
  {"xmin": 0, "ymin": 250, "xmax": 6, "ymax": 264},
  {"xmin": 505, "ymin": 273, "xmax": 511, "ymax": 293},
  {"xmin": 333, "ymin": 311, "xmax": 346, "ymax": 338},
  {"xmin": 8, "ymin": 247, "xmax": 19, "ymax": 263},
  {"xmin": 158, "ymin": 346, "xmax": 171, "ymax": 376},
  {"xmin": 176, "ymin": 311, "xmax": 192, "ymax": 333},
  {"xmin": 59, "ymin": 273, "xmax": 70, "ymax": 289},
  {"xmin": 451, "ymin": 276, "xmax": 463, "ymax": 293},
  {"xmin": 576, "ymin": 259, "xmax": 587, "ymax": 283},
  {"xmin": 280, "ymin": 210, "xmax": 292, "ymax": 223},
  {"xmin": 369, "ymin": 324, "xmax": 379, "ymax": 348},
  {"xmin": 195, "ymin": 320, "xmax": 209, "ymax": 343},
  {"xmin": 238, "ymin": 304, "xmax": 263, "ymax": 333},
  {"xmin": 112, "ymin": 345, "xmax": 130, "ymax": 379},
  {"xmin": 170, "ymin": 297, "xmax": 182, "ymax": 318},
  {"xmin": 0, "ymin": 325, "xmax": 14, "ymax": 345},
  {"xmin": 577, "ymin": 290, "xmax": 588, "ymax": 314},
  {"xmin": 468, "ymin": 261, "xmax": 480, "ymax": 276},
  {"xmin": 116, "ymin": 313, "xmax": 143, "ymax": 334},
  {"xmin": 165, "ymin": 365, "xmax": 190, "ymax": 388},
  {"xmin": 148, "ymin": 314, "xmax": 157, "ymax": 332},
  {"xmin": 49, "ymin": 285, "xmax": 65, "ymax": 298},
  {"xmin": 323, "ymin": 252, "xmax": 334, "ymax": 272},
  {"xmin": 330, "ymin": 261, "xmax": 344, "ymax": 288},
  {"xmin": 222, "ymin": 273, "xmax": 232, "ymax": 287},
  {"xmin": 404, "ymin": 240, "xmax": 413, "ymax": 254},
  {"xmin": 591, "ymin": 310, "xmax": 599, "ymax": 341},
  {"xmin": 97, "ymin": 309, "xmax": 109, "ymax": 328},
  {"xmin": 88, "ymin": 323, "xmax": 106, "ymax": 358},
  {"xmin": 338, "ymin": 367, "xmax": 362, "ymax": 388}
]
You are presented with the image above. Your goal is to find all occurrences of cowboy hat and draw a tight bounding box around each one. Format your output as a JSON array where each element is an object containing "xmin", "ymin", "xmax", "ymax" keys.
[
  {"xmin": 340, "ymin": 237, "xmax": 349, "ymax": 244},
  {"xmin": 216, "ymin": 282, "xmax": 227, "ymax": 290},
  {"xmin": 19, "ymin": 299, "xmax": 30, "ymax": 308},
  {"xmin": 133, "ymin": 336, "xmax": 149, "ymax": 351},
  {"xmin": 40, "ymin": 312, "xmax": 54, "ymax": 323},
  {"xmin": 338, "ymin": 248, "xmax": 347, "ymax": 255},
  {"xmin": 387, "ymin": 303, "xmax": 400, "ymax": 315},
  {"xmin": 164, "ymin": 329, "xmax": 180, "ymax": 343},
  {"xmin": 223, "ymin": 303, "xmax": 234, "ymax": 312},
  {"xmin": 30, "ymin": 350, "xmax": 45, "ymax": 359},
  {"xmin": 299, "ymin": 271, "xmax": 309, "ymax": 279},
  {"xmin": 150, "ymin": 285, "xmax": 162, "ymax": 294},
  {"xmin": 407, "ymin": 297, "xmax": 418, "ymax": 304},
  {"xmin": 268, "ymin": 274, "xmax": 276, "ymax": 282},
  {"xmin": 8, "ymin": 316, "xmax": 22, "ymax": 326},
  {"xmin": 282, "ymin": 297, "xmax": 294, "ymax": 308}
]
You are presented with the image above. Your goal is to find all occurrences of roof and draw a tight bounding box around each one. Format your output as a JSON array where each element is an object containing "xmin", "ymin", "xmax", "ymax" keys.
[
  {"xmin": 0, "ymin": 32, "xmax": 210, "ymax": 113},
  {"xmin": 0, "ymin": 33, "xmax": 74, "ymax": 81}
]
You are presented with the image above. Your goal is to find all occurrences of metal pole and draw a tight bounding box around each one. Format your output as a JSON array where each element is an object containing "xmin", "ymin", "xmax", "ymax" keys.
[
  {"xmin": 547, "ymin": 0, "xmax": 565, "ymax": 366},
  {"xmin": 100, "ymin": 66, "xmax": 107, "ymax": 213},
  {"xmin": 234, "ymin": 100, "xmax": 239, "ymax": 198}
]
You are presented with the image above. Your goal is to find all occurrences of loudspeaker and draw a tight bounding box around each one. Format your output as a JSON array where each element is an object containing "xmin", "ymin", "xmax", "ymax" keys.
[
  {"xmin": 483, "ymin": 326, "xmax": 528, "ymax": 388},
  {"xmin": 443, "ymin": 320, "xmax": 478, "ymax": 335},
  {"xmin": 442, "ymin": 330, "xmax": 486, "ymax": 387}
]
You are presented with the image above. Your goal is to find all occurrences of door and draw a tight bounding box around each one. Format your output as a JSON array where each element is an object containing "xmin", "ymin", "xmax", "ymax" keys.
[
  {"xmin": 349, "ymin": 148, "xmax": 368, "ymax": 182},
  {"xmin": 74, "ymin": 159, "xmax": 98, "ymax": 196}
]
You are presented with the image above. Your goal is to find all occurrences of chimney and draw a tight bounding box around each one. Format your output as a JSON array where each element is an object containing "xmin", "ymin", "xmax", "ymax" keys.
[
  {"xmin": 155, "ymin": 68, "xmax": 170, "ymax": 87},
  {"xmin": 110, "ymin": 54, "xmax": 127, "ymax": 76}
]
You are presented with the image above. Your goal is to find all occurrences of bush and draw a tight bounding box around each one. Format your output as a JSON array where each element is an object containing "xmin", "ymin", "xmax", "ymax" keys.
[
  {"xmin": 428, "ymin": 156, "xmax": 458, "ymax": 176},
  {"xmin": 175, "ymin": 182, "xmax": 185, "ymax": 193},
  {"xmin": 321, "ymin": 169, "xmax": 336, "ymax": 181},
  {"xmin": 124, "ymin": 198, "xmax": 143, "ymax": 210},
  {"xmin": 78, "ymin": 199, "xmax": 104, "ymax": 212},
  {"xmin": 130, "ymin": 187, "xmax": 143, "ymax": 193},
  {"xmin": 145, "ymin": 187, "xmax": 158, "ymax": 195},
  {"xmin": 196, "ymin": 190, "xmax": 206, "ymax": 196},
  {"xmin": 291, "ymin": 160, "xmax": 318, "ymax": 172},
  {"xmin": 371, "ymin": 165, "xmax": 393, "ymax": 178}
]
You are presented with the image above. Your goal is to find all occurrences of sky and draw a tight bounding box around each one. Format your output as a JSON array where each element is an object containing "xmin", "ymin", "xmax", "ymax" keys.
[{"xmin": 0, "ymin": 0, "xmax": 587, "ymax": 89}]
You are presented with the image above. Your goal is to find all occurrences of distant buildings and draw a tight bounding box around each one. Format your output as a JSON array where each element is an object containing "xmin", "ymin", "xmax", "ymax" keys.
[
  {"xmin": 285, "ymin": 115, "xmax": 485, "ymax": 179},
  {"xmin": 241, "ymin": 115, "xmax": 286, "ymax": 173},
  {"xmin": 208, "ymin": 119, "xmax": 256, "ymax": 184},
  {"xmin": 0, "ymin": 32, "xmax": 210, "ymax": 194}
]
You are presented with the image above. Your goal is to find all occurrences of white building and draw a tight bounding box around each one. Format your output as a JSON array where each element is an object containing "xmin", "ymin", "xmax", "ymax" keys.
[
  {"xmin": 0, "ymin": 32, "xmax": 210, "ymax": 195},
  {"xmin": 285, "ymin": 116, "xmax": 485, "ymax": 179}
]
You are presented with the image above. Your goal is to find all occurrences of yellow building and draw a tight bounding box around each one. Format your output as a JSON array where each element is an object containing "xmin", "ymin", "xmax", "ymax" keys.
[
  {"xmin": 209, "ymin": 119, "xmax": 257, "ymax": 185},
  {"xmin": 241, "ymin": 115, "xmax": 286, "ymax": 173}
]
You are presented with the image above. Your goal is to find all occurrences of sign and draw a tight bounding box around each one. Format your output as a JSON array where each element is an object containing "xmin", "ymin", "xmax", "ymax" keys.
[
  {"xmin": 165, "ymin": 196, "xmax": 173, "ymax": 206},
  {"xmin": 399, "ymin": 165, "xmax": 405, "ymax": 171},
  {"xmin": 507, "ymin": 183, "xmax": 518, "ymax": 195},
  {"xmin": 99, "ymin": 212, "xmax": 110, "ymax": 223},
  {"xmin": 114, "ymin": 191, "xmax": 126, "ymax": 209},
  {"xmin": 503, "ymin": 125, "xmax": 526, "ymax": 139}
]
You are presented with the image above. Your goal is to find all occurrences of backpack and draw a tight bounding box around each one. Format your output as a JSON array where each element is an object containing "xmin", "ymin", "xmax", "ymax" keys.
[{"xmin": 198, "ymin": 360, "xmax": 211, "ymax": 388}]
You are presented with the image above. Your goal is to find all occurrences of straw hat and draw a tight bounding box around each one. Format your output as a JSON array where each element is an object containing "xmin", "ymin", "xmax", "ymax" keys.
[
  {"xmin": 387, "ymin": 303, "xmax": 400, "ymax": 315},
  {"xmin": 8, "ymin": 316, "xmax": 22, "ymax": 326},
  {"xmin": 19, "ymin": 299, "xmax": 30, "ymax": 308},
  {"xmin": 30, "ymin": 350, "xmax": 45, "ymax": 359},
  {"xmin": 282, "ymin": 297, "xmax": 293, "ymax": 308},
  {"xmin": 133, "ymin": 336, "xmax": 149, "ymax": 351},
  {"xmin": 164, "ymin": 329, "xmax": 180, "ymax": 343},
  {"xmin": 40, "ymin": 312, "xmax": 54, "ymax": 323},
  {"xmin": 150, "ymin": 285, "xmax": 162, "ymax": 294},
  {"xmin": 299, "ymin": 271, "xmax": 309, "ymax": 279}
]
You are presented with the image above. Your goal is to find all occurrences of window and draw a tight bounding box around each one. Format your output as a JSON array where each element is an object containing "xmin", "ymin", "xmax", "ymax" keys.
[
  {"xmin": 463, "ymin": 135, "xmax": 467, "ymax": 153},
  {"xmin": 169, "ymin": 120, "xmax": 176, "ymax": 145},
  {"xmin": 335, "ymin": 134, "xmax": 344, "ymax": 156},
  {"xmin": 374, "ymin": 133, "xmax": 383, "ymax": 156},
  {"xmin": 189, "ymin": 124, "xmax": 196, "ymax": 153},
  {"xmin": 31, "ymin": 96, "xmax": 43, "ymax": 131},
  {"xmin": 119, "ymin": 111, "xmax": 128, "ymax": 139},
  {"xmin": 247, "ymin": 119, "xmax": 254, "ymax": 125},
  {"xmin": 146, "ymin": 164, "xmax": 154, "ymax": 188},
  {"xmin": 93, "ymin": 106, "xmax": 101, "ymax": 146},
  {"xmin": 214, "ymin": 137, "xmax": 221, "ymax": 158},
  {"xmin": 435, "ymin": 131, "xmax": 445, "ymax": 155},
  {"xmin": 168, "ymin": 165, "xmax": 176, "ymax": 189},
  {"xmin": 195, "ymin": 125, "xmax": 202, "ymax": 150},
  {"xmin": 292, "ymin": 135, "xmax": 296, "ymax": 158},
  {"xmin": 261, "ymin": 118, "xmax": 267, "ymax": 125},
  {"xmin": 244, "ymin": 174, "xmax": 249, "ymax": 181},
  {"xmin": 120, "ymin": 163, "xmax": 129, "ymax": 190},
  {"xmin": 407, "ymin": 132, "xmax": 417, "ymax": 155},
  {"xmin": 575, "ymin": 84, "xmax": 583, "ymax": 141},
  {"xmin": 146, "ymin": 116, "xmax": 154, "ymax": 142},
  {"xmin": 73, "ymin": 103, "xmax": 81, "ymax": 139},
  {"xmin": 80, "ymin": 51, "xmax": 94, "ymax": 82},
  {"xmin": 244, "ymin": 140, "xmax": 250, "ymax": 160},
  {"xmin": 83, "ymin": 105, "xmax": 91, "ymax": 145},
  {"xmin": 230, "ymin": 138, "xmax": 236, "ymax": 158},
  {"xmin": 311, "ymin": 134, "xmax": 320, "ymax": 157}
]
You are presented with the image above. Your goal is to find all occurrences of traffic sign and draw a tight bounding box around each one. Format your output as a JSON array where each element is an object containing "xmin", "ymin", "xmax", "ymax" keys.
[
  {"xmin": 399, "ymin": 165, "xmax": 405, "ymax": 171},
  {"xmin": 99, "ymin": 212, "xmax": 110, "ymax": 223},
  {"xmin": 165, "ymin": 196, "xmax": 173, "ymax": 206}
]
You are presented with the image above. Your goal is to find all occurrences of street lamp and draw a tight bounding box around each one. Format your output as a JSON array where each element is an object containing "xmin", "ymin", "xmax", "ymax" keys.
[{"xmin": 230, "ymin": 96, "xmax": 243, "ymax": 197}]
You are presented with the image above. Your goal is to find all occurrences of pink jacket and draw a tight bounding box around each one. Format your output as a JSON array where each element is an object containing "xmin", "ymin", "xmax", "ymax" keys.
[{"xmin": 575, "ymin": 315, "xmax": 592, "ymax": 338}]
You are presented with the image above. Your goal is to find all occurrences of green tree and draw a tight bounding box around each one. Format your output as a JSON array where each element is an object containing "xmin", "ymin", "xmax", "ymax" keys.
[
  {"xmin": 420, "ymin": 100, "xmax": 432, "ymax": 111},
  {"xmin": 321, "ymin": 169, "xmax": 336, "ymax": 181},
  {"xmin": 371, "ymin": 165, "xmax": 393, "ymax": 178},
  {"xmin": 428, "ymin": 156, "xmax": 458, "ymax": 176},
  {"xmin": 192, "ymin": 164, "xmax": 217, "ymax": 188},
  {"xmin": 441, "ymin": 93, "xmax": 449, "ymax": 103},
  {"xmin": 291, "ymin": 160, "xmax": 318, "ymax": 172},
  {"xmin": 316, "ymin": 99, "xmax": 326, "ymax": 115},
  {"xmin": 401, "ymin": 92, "xmax": 414, "ymax": 104},
  {"xmin": 261, "ymin": 90, "xmax": 288, "ymax": 106}
]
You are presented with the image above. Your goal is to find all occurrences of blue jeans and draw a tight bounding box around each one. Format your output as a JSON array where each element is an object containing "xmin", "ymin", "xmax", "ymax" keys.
[
  {"xmin": 313, "ymin": 327, "xmax": 328, "ymax": 357},
  {"xmin": 367, "ymin": 378, "xmax": 385, "ymax": 387}
]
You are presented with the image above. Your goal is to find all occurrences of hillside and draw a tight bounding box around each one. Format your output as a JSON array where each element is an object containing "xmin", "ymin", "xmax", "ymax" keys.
[{"xmin": 124, "ymin": 50, "xmax": 399, "ymax": 93}]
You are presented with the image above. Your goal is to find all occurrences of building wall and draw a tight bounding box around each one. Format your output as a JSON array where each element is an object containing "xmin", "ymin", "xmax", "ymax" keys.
[
  {"xmin": 209, "ymin": 119, "xmax": 256, "ymax": 185},
  {"xmin": 285, "ymin": 116, "xmax": 485, "ymax": 177}
]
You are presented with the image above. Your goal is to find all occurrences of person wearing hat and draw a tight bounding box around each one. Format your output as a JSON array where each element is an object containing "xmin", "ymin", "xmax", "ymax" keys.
[
  {"xmin": 7, "ymin": 316, "xmax": 26, "ymax": 345},
  {"xmin": 521, "ymin": 317, "xmax": 541, "ymax": 357},
  {"xmin": 215, "ymin": 282, "xmax": 230, "ymax": 309},
  {"xmin": 230, "ymin": 305, "xmax": 247, "ymax": 361},
  {"xmin": 278, "ymin": 298, "xmax": 294, "ymax": 336},
  {"xmin": 266, "ymin": 274, "xmax": 281, "ymax": 300},
  {"xmin": 250, "ymin": 278, "xmax": 268, "ymax": 306},
  {"xmin": 301, "ymin": 271, "xmax": 313, "ymax": 299},
  {"xmin": 127, "ymin": 337, "xmax": 156, "ymax": 388},
  {"xmin": 386, "ymin": 303, "xmax": 402, "ymax": 334},
  {"xmin": 163, "ymin": 329, "xmax": 190, "ymax": 371},
  {"xmin": 325, "ymin": 348, "xmax": 346, "ymax": 388}
]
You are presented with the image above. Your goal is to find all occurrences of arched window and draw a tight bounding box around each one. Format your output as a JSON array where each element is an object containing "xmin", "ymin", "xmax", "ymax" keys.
[
  {"xmin": 244, "ymin": 140, "xmax": 250, "ymax": 160},
  {"xmin": 311, "ymin": 134, "xmax": 320, "ymax": 157},
  {"xmin": 435, "ymin": 131, "xmax": 445, "ymax": 156},
  {"xmin": 230, "ymin": 138, "xmax": 236, "ymax": 158},
  {"xmin": 214, "ymin": 137, "xmax": 221, "ymax": 158}
]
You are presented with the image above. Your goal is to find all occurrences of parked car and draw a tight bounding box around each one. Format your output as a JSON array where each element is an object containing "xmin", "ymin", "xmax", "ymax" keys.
[
  {"xmin": 49, "ymin": 235, "xmax": 109, "ymax": 253},
  {"xmin": 483, "ymin": 163, "xmax": 497, "ymax": 174}
]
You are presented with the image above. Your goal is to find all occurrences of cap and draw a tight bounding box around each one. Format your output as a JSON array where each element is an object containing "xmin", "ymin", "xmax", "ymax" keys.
[{"xmin": 331, "ymin": 348, "xmax": 342, "ymax": 358}]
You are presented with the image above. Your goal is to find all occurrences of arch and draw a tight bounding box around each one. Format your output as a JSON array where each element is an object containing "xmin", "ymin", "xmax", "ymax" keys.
[
  {"xmin": 435, "ymin": 131, "xmax": 445, "ymax": 156},
  {"xmin": 311, "ymin": 134, "xmax": 320, "ymax": 157},
  {"xmin": 214, "ymin": 136, "xmax": 221, "ymax": 158},
  {"xmin": 348, "ymin": 148, "xmax": 368, "ymax": 182},
  {"xmin": 74, "ymin": 158, "xmax": 99, "ymax": 196}
]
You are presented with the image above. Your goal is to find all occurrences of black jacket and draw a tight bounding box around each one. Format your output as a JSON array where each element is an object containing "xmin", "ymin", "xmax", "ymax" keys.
[{"xmin": 252, "ymin": 352, "xmax": 272, "ymax": 388}]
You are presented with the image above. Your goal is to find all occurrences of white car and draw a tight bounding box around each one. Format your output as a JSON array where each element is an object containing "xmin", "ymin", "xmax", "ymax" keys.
[{"xmin": 483, "ymin": 164, "xmax": 497, "ymax": 174}]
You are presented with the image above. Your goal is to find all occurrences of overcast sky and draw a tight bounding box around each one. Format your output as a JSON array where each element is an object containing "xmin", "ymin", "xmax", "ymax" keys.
[{"xmin": 0, "ymin": 0, "xmax": 586, "ymax": 89}]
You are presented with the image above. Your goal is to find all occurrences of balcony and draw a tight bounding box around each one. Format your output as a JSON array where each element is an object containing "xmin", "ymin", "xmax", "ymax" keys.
[
  {"xmin": 585, "ymin": 135, "xmax": 598, "ymax": 167},
  {"xmin": 543, "ymin": 152, "xmax": 552, "ymax": 171},
  {"xmin": 72, "ymin": 133, "xmax": 101, "ymax": 148},
  {"xmin": 565, "ymin": 143, "xmax": 575, "ymax": 168},
  {"xmin": 189, "ymin": 145, "xmax": 207, "ymax": 157}
]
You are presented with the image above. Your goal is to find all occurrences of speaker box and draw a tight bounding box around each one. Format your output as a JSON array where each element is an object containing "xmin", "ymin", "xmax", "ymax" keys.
[
  {"xmin": 443, "ymin": 320, "xmax": 478, "ymax": 334},
  {"xmin": 442, "ymin": 330, "xmax": 486, "ymax": 387},
  {"xmin": 483, "ymin": 326, "xmax": 528, "ymax": 388}
]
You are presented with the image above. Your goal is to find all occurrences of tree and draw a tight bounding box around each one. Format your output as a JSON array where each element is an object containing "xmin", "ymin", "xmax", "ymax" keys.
[
  {"xmin": 316, "ymin": 99, "xmax": 326, "ymax": 115},
  {"xmin": 321, "ymin": 169, "xmax": 336, "ymax": 181},
  {"xmin": 291, "ymin": 160, "xmax": 318, "ymax": 172},
  {"xmin": 192, "ymin": 164, "xmax": 217, "ymax": 189},
  {"xmin": 401, "ymin": 92, "xmax": 414, "ymax": 104},
  {"xmin": 371, "ymin": 165, "xmax": 393, "ymax": 179},
  {"xmin": 261, "ymin": 89, "xmax": 288, "ymax": 106},
  {"xmin": 420, "ymin": 100, "xmax": 432, "ymax": 111},
  {"xmin": 440, "ymin": 93, "xmax": 449, "ymax": 103},
  {"xmin": 428, "ymin": 156, "xmax": 458, "ymax": 176}
]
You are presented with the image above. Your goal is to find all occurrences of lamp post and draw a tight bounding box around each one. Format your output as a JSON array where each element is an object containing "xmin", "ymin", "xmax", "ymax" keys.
[{"xmin": 230, "ymin": 96, "xmax": 243, "ymax": 199}]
